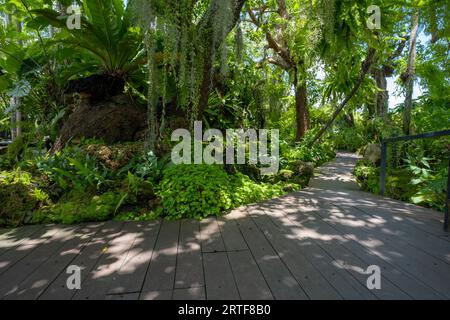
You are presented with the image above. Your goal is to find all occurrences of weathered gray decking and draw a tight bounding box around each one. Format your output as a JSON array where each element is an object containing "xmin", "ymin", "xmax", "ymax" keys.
[{"xmin": 1, "ymin": 153, "xmax": 449, "ymax": 300}]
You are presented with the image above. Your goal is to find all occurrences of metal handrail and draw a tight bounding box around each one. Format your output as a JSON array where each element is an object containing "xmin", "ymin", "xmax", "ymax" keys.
[
  {"xmin": 380, "ymin": 129, "xmax": 450, "ymax": 231},
  {"xmin": 0, "ymin": 140, "xmax": 12, "ymax": 146}
]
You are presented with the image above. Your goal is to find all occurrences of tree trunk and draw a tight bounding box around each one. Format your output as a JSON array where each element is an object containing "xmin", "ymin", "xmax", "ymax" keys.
[
  {"xmin": 310, "ymin": 47, "xmax": 376, "ymax": 146},
  {"xmin": 343, "ymin": 112, "xmax": 355, "ymax": 127},
  {"xmin": 374, "ymin": 68, "xmax": 389, "ymax": 116},
  {"xmin": 196, "ymin": 0, "xmax": 246, "ymax": 118},
  {"xmin": 403, "ymin": 12, "xmax": 419, "ymax": 136},
  {"xmin": 294, "ymin": 80, "xmax": 309, "ymax": 141},
  {"xmin": 15, "ymin": 22, "xmax": 23, "ymax": 139}
]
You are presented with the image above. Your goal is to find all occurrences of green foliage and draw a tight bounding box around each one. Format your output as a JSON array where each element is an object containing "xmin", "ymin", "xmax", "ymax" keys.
[
  {"xmin": 23, "ymin": 145, "xmax": 112, "ymax": 195},
  {"xmin": 332, "ymin": 126, "xmax": 367, "ymax": 152},
  {"xmin": 354, "ymin": 156, "xmax": 448, "ymax": 212},
  {"xmin": 157, "ymin": 164, "xmax": 285, "ymax": 219},
  {"xmin": 33, "ymin": 191, "xmax": 121, "ymax": 225},
  {"xmin": 405, "ymin": 153, "xmax": 448, "ymax": 211},
  {"xmin": 0, "ymin": 169, "xmax": 49, "ymax": 226},
  {"xmin": 280, "ymin": 135, "xmax": 336, "ymax": 167},
  {"xmin": 32, "ymin": 0, "xmax": 143, "ymax": 78},
  {"xmin": 114, "ymin": 210, "xmax": 161, "ymax": 222},
  {"xmin": 354, "ymin": 161, "xmax": 381, "ymax": 194}
]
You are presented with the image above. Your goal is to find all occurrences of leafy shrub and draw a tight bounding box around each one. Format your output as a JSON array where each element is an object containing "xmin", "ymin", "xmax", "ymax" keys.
[
  {"xmin": 23, "ymin": 145, "xmax": 112, "ymax": 195},
  {"xmin": 33, "ymin": 191, "xmax": 121, "ymax": 225},
  {"xmin": 157, "ymin": 165, "xmax": 285, "ymax": 219},
  {"xmin": 332, "ymin": 126, "xmax": 367, "ymax": 152},
  {"xmin": 0, "ymin": 170, "xmax": 50, "ymax": 226},
  {"xmin": 354, "ymin": 158, "xmax": 447, "ymax": 211},
  {"xmin": 354, "ymin": 161, "xmax": 380, "ymax": 193},
  {"xmin": 280, "ymin": 139, "xmax": 335, "ymax": 167},
  {"xmin": 405, "ymin": 154, "xmax": 448, "ymax": 211},
  {"xmin": 118, "ymin": 150, "xmax": 172, "ymax": 184}
]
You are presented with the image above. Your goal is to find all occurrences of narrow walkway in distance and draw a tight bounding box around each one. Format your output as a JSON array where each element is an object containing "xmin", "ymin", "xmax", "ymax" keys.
[{"xmin": 0, "ymin": 153, "xmax": 449, "ymax": 300}]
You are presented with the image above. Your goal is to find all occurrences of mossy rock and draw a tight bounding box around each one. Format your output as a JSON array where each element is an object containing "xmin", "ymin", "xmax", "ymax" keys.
[
  {"xmin": 82, "ymin": 142, "xmax": 144, "ymax": 171},
  {"xmin": 275, "ymin": 169, "xmax": 295, "ymax": 182},
  {"xmin": 289, "ymin": 160, "xmax": 314, "ymax": 177},
  {"xmin": 34, "ymin": 191, "xmax": 120, "ymax": 225},
  {"xmin": 0, "ymin": 170, "xmax": 50, "ymax": 227},
  {"xmin": 234, "ymin": 164, "xmax": 261, "ymax": 181},
  {"xmin": 52, "ymin": 95, "xmax": 147, "ymax": 151}
]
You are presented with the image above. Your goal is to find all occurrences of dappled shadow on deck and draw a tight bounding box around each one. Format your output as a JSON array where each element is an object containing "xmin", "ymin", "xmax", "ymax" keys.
[{"xmin": 0, "ymin": 153, "xmax": 449, "ymax": 300}]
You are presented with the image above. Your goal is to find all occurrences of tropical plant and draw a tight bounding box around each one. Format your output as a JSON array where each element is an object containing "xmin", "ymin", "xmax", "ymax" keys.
[{"xmin": 32, "ymin": 0, "xmax": 143, "ymax": 79}]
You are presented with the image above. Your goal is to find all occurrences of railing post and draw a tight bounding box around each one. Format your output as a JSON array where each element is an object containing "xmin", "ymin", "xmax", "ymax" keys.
[
  {"xmin": 445, "ymin": 155, "xmax": 450, "ymax": 231},
  {"xmin": 380, "ymin": 142, "xmax": 387, "ymax": 197}
]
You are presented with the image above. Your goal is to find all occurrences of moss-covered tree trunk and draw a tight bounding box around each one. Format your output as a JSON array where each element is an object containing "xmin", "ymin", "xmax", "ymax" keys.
[{"xmin": 196, "ymin": 0, "xmax": 246, "ymax": 118}]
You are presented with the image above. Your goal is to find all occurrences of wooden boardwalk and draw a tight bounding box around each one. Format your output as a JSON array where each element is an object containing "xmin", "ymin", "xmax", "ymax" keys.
[{"xmin": 0, "ymin": 153, "xmax": 449, "ymax": 300}]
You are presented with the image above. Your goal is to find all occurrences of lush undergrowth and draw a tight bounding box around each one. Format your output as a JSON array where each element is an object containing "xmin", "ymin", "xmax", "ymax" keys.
[
  {"xmin": 355, "ymin": 139, "xmax": 449, "ymax": 211},
  {"xmin": 0, "ymin": 136, "xmax": 335, "ymax": 227}
]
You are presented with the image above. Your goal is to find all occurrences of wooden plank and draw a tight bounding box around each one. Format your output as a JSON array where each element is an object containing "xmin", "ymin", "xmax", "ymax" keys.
[
  {"xmin": 203, "ymin": 252, "xmax": 240, "ymax": 300},
  {"xmin": 250, "ymin": 211, "xmax": 368, "ymax": 300},
  {"xmin": 173, "ymin": 287, "xmax": 206, "ymax": 300},
  {"xmin": 0, "ymin": 225, "xmax": 79, "ymax": 298},
  {"xmin": 236, "ymin": 216, "xmax": 308, "ymax": 300},
  {"xmin": 174, "ymin": 220, "xmax": 204, "ymax": 289},
  {"xmin": 339, "ymin": 209, "xmax": 450, "ymax": 291},
  {"xmin": 2, "ymin": 223, "xmax": 102, "ymax": 300},
  {"xmin": 348, "ymin": 205, "xmax": 450, "ymax": 265},
  {"xmin": 0, "ymin": 225, "xmax": 44, "ymax": 256},
  {"xmin": 106, "ymin": 293, "xmax": 140, "ymax": 300},
  {"xmin": 39, "ymin": 221, "xmax": 125, "ymax": 300},
  {"xmin": 140, "ymin": 220, "xmax": 180, "ymax": 294},
  {"xmin": 315, "ymin": 202, "xmax": 450, "ymax": 284},
  {"xmin": 217, "ymin": 216, "xmax": 248, "ymax": 252},
  {"xmin": 199, "ymin": 218, "xmax": 225, "ymax": 253},
  {"xmin": 72, "ymin": 222, "xmax": 142, "ymax": 300},
  {"xmin": 302, "ymin": 188, "xmax": 448, "ymax": 238},
  {"xmin": 263, "ymin": 202, "xmax": 412, "ymax": 300},
  {"xmin": 107, "ymin": 220, "xmax": 161, "ymax": 295},
  {"xmin": 0, "ymin": 225, "xmax": 56, "ymax": 271},
  {"xmin": 294, "ymin": 200, "xmax": 450, "ymax": 298},
  {"xmin": 227, "ymin": 250, "xmax": 273, "ymax": 300},
  {"xmin": 140, "ymin": 290, "xmax": 172, "ymax": 300},
  {"xmin": 278, "ymin": 197, "xmax": 445, "ymax": 299}
]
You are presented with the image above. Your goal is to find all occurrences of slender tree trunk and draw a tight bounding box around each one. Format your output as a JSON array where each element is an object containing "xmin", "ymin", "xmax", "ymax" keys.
[
  {"xmin": 374, "ymin": 68, "xmax": 388, "ymax": 116},
  {"xmin": 5, "ymin": 14, "xmax": 15, "ymax": 140},
  {"xmin": 310, "ymin": 48, "xmax": 376, "ymax": 146},
  {"xmin": 15, "ymin": 21, "xmax": 23, "ymax": 138},
  {"xmin": 6, "ymin": 14, "xmax": 22, "ymax": 141},
  {"xmin": 343, "ymin": 112, "xmax": 355, "ymax": 127},
  {"xmin": 294, "ymin": 77, "xmax": 309, "ymax": 141},
  {"xmin": 403, "ymin": 12, "xmax": 419, "ymax": 136}
]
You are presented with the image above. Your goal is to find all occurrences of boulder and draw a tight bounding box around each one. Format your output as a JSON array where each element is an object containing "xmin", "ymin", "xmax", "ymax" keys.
[
  {"xmin": 52, "ymin": 95, "xmax": 147, "ymax": 151},
  {"xmin": 291, "ymin": 160, "xmax": 315, "ymax": 177},
  {"xmin": 363, "ymin": 143, "xmax": 381, "ymax": 165},
  {"xmin": 275, "ymin": 169, "xmax": 295, "ymax": 182}
]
